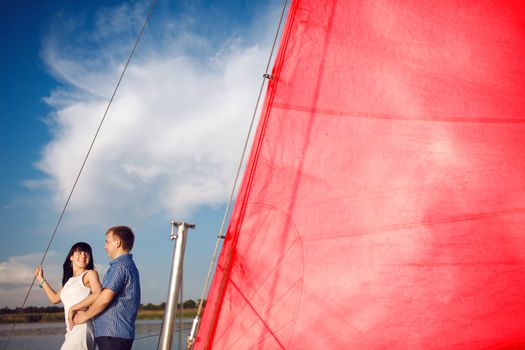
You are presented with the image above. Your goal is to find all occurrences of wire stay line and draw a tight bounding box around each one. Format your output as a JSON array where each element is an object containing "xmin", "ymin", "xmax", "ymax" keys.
[
  {"xmin": 2, "ymin": 1, "xmax": 157, "ymax": 349},
  {"xmin": 188, "ymin": 1, "xmax": 290, "ymax": 348}
]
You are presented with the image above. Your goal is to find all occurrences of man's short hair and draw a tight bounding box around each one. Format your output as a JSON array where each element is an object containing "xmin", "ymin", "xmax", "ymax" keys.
[{"xmin": 107, "ymin": 226, "xmax": 135, "ymax": 251}]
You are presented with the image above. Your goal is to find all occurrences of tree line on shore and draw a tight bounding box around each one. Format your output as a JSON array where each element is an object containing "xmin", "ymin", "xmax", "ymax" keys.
[{"xmin": 0, "ymin": 299, "xmax": 206, "ymax": 314}]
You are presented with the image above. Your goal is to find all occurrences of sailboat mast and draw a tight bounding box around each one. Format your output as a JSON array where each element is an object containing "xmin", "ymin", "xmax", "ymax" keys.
[{"xmin": 158, "ymin": 221, "xmax": 195, "ymax": 350}]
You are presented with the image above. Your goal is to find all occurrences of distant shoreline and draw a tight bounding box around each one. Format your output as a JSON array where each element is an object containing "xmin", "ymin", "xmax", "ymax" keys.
[{"xmin": 0, "ymin": 308, "xmax": 198, "ymax": 324}]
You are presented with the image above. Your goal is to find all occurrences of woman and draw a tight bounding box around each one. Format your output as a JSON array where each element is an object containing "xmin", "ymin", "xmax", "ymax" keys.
[{"xmin": 35, "ymin": 242, "xmax": 102, "ymax": 350}]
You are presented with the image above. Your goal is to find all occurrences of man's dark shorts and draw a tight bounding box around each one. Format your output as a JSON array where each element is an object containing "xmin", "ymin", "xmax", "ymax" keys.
[{"xmin": 96, "ymin": 336, "xmax": 133, "ymax": 350}]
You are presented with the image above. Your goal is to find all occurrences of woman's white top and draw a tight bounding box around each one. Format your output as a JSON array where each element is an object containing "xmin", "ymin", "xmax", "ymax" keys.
[{"xmin": 59, "ymin": 271, "xmax": 95, "ymax": 350}]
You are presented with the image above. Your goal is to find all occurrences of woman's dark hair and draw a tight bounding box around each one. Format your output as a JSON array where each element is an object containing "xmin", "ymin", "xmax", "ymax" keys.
[{"xmin": 62, "ymin": 242, "xmax": 94, "ymax": 286}]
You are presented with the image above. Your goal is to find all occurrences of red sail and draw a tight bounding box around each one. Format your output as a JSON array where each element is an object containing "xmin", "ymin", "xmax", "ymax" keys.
[{"xmin": 195, "ymin": 1, "xmax": 525, "ymax": 349}]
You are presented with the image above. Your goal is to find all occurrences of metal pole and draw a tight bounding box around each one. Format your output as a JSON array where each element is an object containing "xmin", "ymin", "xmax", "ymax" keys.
[{"xmin": 158, "ymin": 220, "xmax": 195, "ymax": 350}]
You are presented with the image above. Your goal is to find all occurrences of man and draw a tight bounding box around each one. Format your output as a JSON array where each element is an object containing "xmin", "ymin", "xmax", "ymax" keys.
[{"xmin": 70, "ymin": 226, "xmax": 141, "ymax": 350}]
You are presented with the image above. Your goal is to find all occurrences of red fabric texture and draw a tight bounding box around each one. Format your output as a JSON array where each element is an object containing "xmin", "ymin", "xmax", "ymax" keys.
[{"xmin": 195, "ymin": 0, "xmax": 525, "ymax": 349}]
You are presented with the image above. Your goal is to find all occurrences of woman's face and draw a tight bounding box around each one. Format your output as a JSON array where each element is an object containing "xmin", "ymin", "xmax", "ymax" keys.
[{"xmin": 70, "ymin": 250, "xmax": 90, "ymax": 268}]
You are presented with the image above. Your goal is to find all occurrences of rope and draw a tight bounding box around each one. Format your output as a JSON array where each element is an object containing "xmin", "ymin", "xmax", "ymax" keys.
[
  {"xmin": 2, "ymin": 2, "xmax": 157, "ymax": 349},
  {"xmin": 188, "ymin": 0, "xmax": 290, "ymax": 347},
  {"xmin": 134, "ymin": 327, "xmax": 192, "ymax": 341}
]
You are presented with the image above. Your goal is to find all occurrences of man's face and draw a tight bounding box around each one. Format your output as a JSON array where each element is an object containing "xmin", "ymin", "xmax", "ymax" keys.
[{"xmin": 104, "ymin": 231, "xmax": 119, "ymax": 259}]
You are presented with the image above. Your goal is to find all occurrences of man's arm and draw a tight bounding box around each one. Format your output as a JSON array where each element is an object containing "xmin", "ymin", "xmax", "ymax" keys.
[
  {"xmin": 71, "ymin": 292, "xmax": 98, "ymax": 310},
  {"xmin": 70, "ymin": 289, "xmax": 116, "ymax": 328},
  {"xmin": 67, "ymin": 292, "xmax": 99, "ymax": 327},
  {"xmin": 68, "ymin": 270, "xmax": 102, "ymax": 314}
]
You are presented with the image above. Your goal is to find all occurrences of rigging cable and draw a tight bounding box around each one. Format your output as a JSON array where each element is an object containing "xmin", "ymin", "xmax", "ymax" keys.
[
  {"xmin": 187, "ymin": 0, "xmax": 290, "ymax": 348},
  {"xmin": 134, "ymin": 327, "xmax": 192, "ymax": 341},
  {"xmin": 2, "ymin": 1, "xmax": 157, "ymax": 349}
]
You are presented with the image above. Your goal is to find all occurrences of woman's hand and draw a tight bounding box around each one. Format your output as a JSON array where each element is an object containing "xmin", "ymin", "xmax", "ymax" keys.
[
  {"xmin": 68, "ymin": 306, "xmax": 78, "ymax": 329},
  {"xmin": 71, "ymin": 310, "xmax": 89, "ymax": 329},
  {"xmin": 68, "ymin": 306, "xmax": 88, "ymax": 329},
  {"xmin": 34, "ymin": 266, "xmax": 44, "ymax": 284},
  {"xmin": 34, "ymin": 265, "xmax": 60, "ymax": 304}
]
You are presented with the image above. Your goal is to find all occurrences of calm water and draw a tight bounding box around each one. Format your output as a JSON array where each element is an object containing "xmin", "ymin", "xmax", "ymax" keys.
[{"xmin": 0, "ymin": 320, "xmax": 191, "ymax": 350}]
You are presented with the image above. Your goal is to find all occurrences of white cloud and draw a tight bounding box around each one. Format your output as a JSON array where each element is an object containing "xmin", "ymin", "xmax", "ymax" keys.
[
  {"xmin": 0, "ymin": 251, "xmax": 108, "ymax": 308},
  {"xmin": 31, "ymin": 1, "xmax": 279, "ymax": 226},
  {"xmin": 0, "ymin": 252, "xmax": 61, "ymax": 307}
]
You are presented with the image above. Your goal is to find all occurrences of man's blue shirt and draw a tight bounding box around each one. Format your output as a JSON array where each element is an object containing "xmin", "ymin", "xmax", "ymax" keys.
[{"xmin": 94, "ymin": 253, "xmax": 141, "ymax": 339}]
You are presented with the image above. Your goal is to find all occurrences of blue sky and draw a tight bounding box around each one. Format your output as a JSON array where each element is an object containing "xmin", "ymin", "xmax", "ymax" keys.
[{"xmin": 0, "ymin": 0, "xmax": 284, "ymax": 307}]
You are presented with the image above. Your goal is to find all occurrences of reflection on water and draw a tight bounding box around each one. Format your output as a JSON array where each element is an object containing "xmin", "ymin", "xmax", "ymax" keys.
[{"xmin": 0, "ymin": 320, "xmax": 192, "ymax": 350}]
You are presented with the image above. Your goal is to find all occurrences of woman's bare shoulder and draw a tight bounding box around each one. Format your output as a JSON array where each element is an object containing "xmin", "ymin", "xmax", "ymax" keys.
[{"xmin": 85, "ymin": 269, "xmax": 100, "ymax": 279}]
